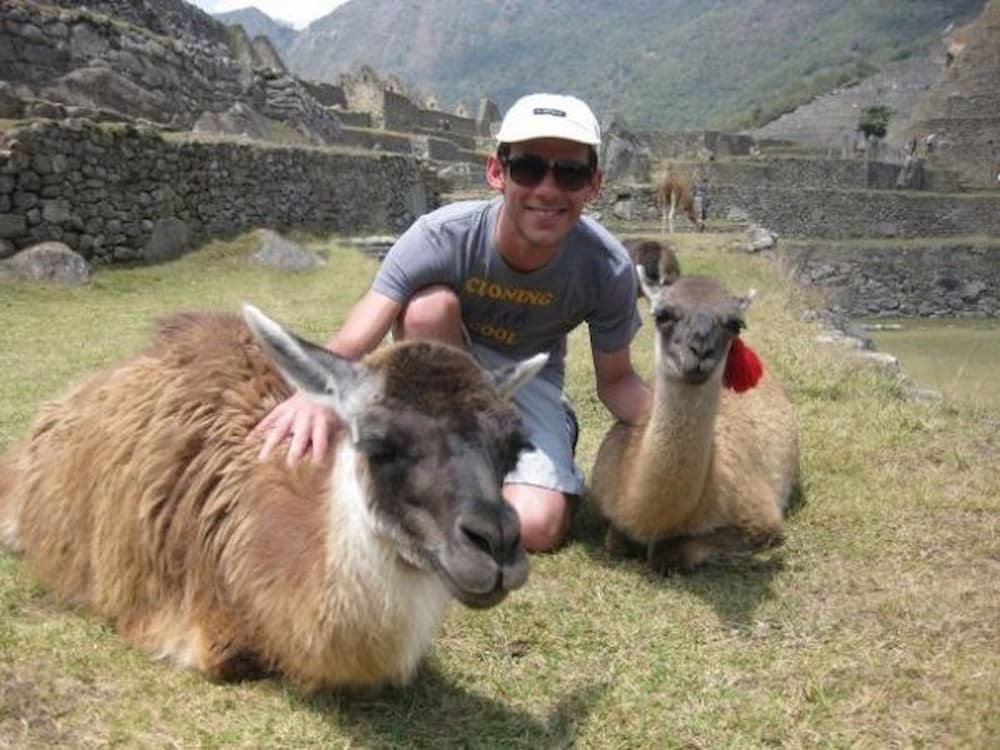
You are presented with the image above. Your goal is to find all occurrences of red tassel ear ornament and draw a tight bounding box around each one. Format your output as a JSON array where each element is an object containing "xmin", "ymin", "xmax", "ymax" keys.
[{"xmin": 723, "ymin": 337, "xmax": 764, "ymax": 392}]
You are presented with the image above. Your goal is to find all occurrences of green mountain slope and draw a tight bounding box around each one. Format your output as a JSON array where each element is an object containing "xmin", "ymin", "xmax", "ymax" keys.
[
  {"xmin": 276, "ymin": 0, "xmax": 985, "ymax": 130},
  {"xmin": 214, "ymin": 7, "xmax": 298, "ymax": 51}
]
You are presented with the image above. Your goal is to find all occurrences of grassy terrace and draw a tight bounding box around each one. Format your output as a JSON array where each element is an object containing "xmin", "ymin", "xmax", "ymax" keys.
[{"xmin": 1, "ymin": 231, "xmax": 997, "ymax": 748}]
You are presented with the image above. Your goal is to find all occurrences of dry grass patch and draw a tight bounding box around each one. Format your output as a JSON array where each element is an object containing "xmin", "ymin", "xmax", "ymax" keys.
[{"xmin": 0, "ymin": 230, "xmax": 996, "ymax": 748}]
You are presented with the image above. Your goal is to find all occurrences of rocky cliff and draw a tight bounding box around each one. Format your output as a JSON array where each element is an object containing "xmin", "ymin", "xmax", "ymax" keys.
[
  {"xmin": 0, "ymin": 0, "xmax": 341, "ymax": 144},
  {"xmin": 896, "ymin": 0, "xmax": 1000, "ymax": 186}
]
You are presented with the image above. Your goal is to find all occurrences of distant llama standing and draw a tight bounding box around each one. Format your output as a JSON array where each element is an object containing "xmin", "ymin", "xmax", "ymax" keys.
[
  {"xmin": 656, "ymin": 173, "xmax": 706, "ymax": 235},
  {"xmin": 0, "ymin": 305, "xmax": 546, "ymax": 692},
  {"xmin": 589, "ymin": 272, "xmax": 799, "ymax": 572}
]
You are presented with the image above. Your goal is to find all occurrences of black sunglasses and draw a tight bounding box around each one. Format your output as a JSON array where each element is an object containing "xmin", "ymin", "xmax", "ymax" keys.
[{"xmin": 500, "ymin": 153, "xmax": 595, "ymax": 191}]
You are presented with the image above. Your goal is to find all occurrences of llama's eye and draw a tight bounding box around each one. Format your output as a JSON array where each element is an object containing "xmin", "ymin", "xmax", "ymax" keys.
[
  {"xmin": 358, "ymin": 434, "xmax": 403, "ymax": 464},
  {"xmin": 724, "ymin": 317, "xmax": 746, "ymax": 334},
  {"xmin": 653, "ymin": 307, "xmax": 677, "ymax": 326}
]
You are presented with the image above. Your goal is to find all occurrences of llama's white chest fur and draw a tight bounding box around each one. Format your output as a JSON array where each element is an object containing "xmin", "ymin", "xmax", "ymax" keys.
[{"xmin": 325, "ymin": 442, "xmax": 451, "ymax": 677}]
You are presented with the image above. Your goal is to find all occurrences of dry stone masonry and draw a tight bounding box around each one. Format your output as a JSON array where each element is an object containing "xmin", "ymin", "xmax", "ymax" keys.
[
  {"xmin": 0, "ymin": 0, "xmax": 343, "ymax": 144},
  {"xmin": 2, "ymin": 0, "xmax": 997, "ymax": 324},
  {"xmin": 781, "ymin": 240, "xmax": 1000, "ymax": 318},
  {"xmin": 0, "ymin": 119, "xmax": 429, "ymax": 263},
  {"xmin": 597, "ymin": 119, "xmax": 1000, "ymax": 318}
]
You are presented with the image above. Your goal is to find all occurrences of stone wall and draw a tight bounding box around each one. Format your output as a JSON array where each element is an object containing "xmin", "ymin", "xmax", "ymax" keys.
[
  {"xmin": 597, "ymin": 180, "xmax": 1000, "ymax": 318},
  {"xmin": 339, "ymin": 126, "xmax": 412, "ymax": 154},
  {"xmin": 668, "ymin": 157, "xmax": 963, "ymax": 192},
  {"xmin": 336, "ymin": 111, "xmax": 373, "ymax": 128},
  {"xmin": 382, "ymin": 90, "xmax": 477, "ymax": 139},
  {"xmin": 300, "ymin": 80, "xmax": 347, "ymax": 109},
  {"xmin": 913, "ymin": 115, "xmax": 1000, "ymax": 186},
  {"xmin": 641, "ymin": 130, "xmax": 753, "ymax": 160},
  {"xmin": 709, "ymin": 184, "xmax": 1000, "ymax": 239},
  {"xmin": 598, "ymin": 183, "xmax": 1000, "ymax": 240},
  {"xmin": 0, "ymin": 119, "xmax": 431, "ymax": 264},
  {"xmin": 780, "ymin": 240, "xmax": 1000, "ymax": 317}
]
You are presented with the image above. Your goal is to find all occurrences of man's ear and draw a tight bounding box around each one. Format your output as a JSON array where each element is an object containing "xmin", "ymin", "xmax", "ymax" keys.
[
  {"xmin": 586, "ymin": 168, "xmax": 604, "ymax": 202},
  {"xmin": 486, "ymin": 154, "xmax": 506, "ymax": 191}
]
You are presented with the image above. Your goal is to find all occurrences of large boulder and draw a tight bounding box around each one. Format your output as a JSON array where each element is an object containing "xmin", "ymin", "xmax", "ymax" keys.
[
  {"xmin": 0, "ymin": 241, "xmax": 91, "ymax": 284},
  {"xmin": 250, "ymin": 230, "xmax": 325, "ymax": 271},
  {"xmin": 745, "ymin": 224, "xmax": 778, "ymax": 253}
]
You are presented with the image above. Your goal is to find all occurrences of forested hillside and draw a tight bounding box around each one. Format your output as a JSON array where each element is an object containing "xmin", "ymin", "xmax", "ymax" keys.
[{"xmin": 257, "ymin": 0, "xmax": 986, "ymax": 130}]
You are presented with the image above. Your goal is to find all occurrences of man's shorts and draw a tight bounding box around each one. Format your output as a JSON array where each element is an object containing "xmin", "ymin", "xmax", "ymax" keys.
[{"xmin": 471, "ymin": 343, "xmax": 585, "ymax": 496}]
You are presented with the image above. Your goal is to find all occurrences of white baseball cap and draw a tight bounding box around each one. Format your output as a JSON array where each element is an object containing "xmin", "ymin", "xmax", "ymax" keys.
[{"xmin": 495, "ymin": 93, "xmax": 601, "ymax": 146}]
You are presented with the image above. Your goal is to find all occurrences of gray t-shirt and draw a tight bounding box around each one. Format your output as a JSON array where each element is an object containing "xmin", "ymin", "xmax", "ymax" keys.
[{"xmin": 372, "ymin": 197, "xmax": 641, "ymax": 388}]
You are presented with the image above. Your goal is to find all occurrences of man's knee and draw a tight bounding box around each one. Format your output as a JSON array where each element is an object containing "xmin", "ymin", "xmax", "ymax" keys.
[
  {"xmin": 395, "ymin": 286, "xmax": 462, "ymax": 344},
  {"xmin": 505, "ymin": 486, "xmax": 577, "ymax": 553}
]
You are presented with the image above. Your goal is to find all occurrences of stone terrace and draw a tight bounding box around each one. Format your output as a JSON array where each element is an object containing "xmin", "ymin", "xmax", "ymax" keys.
[{"xmin": 597, "ymin": 133, "xmax": 1000, "ymax": 318}]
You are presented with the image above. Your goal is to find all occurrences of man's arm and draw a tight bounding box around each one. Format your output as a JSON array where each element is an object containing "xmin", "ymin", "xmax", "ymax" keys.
[
  {"xmin": 592, "ymin": 346, "xmax": 651, "ymax": 425},
  {"xmin": 326, "ymin": 289, "xmax": 403, "ymax": 357},
  {"xmin": 254, "ymin": 289, "xmax": 402, "ymax": 463}
]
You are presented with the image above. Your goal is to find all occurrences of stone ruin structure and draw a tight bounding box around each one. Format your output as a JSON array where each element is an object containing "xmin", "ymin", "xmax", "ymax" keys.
[
  {"xmin": 0, "ymin": 0, "xmax": 498, "ymax": 160},
  {"xmin": 596, "ymin": 109, "xmax": 1000, "ymax": 317},
  {"xmin": 331, "ymin": 65, "xmax": 498, "ymax": 166},
  {"xmin": 4, "ymin": 0, "xmax": 996, "ymax": 318},
  {"xmin": 0, "ymin": 0, "xmax": 341, "ymax": 143},
  {"xmin": 0, "ymin": 0, "xmax": 499, "ymax": 268},
  {"xmin": 752, "ymin": 0, "xmax": 1000, "ymax": 191},
  {"xmin": 894, "ymin": 0, "xmax": 1000, "ymax": 189},
  {"xmin": 596, "ymin": 2, "xmax": 1000, "ymax": 324}
]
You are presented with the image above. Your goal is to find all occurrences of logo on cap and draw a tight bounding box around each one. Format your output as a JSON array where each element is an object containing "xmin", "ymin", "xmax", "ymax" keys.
[{"xmin": 533, "ymin": 108, "xmax": 567, "ymax": 118}]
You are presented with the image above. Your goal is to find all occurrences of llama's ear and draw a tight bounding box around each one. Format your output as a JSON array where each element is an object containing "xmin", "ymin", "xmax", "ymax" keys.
[
  {"xmin": 735, "ymin": 289, "xmax": 757, "ymax": 313},
  {"xmin": 242, "ymin": 304, "xmax": 372, "ymax": 434},
  {"xmin": 491, "ymin": 353, "xmax": 549, "ymax": 400}
]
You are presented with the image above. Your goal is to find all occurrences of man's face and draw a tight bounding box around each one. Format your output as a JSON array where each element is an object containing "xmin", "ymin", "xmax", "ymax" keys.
[{"xmin": 487, "ymin": 138, "xmax": 602, "ymax": 261}]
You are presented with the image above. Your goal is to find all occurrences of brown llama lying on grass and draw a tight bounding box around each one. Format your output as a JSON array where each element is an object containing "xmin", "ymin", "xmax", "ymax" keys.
[
  {"xmin": 656, "ymin": 174, "xmax": 706, "ymax": 235},
  {"xmin": 623, "ymin": 238, "xmax": 681, "ymax": 297},
  {"xmin": 0, "ymin": 305, "xmax": 546, "ymax": 692},
  {"xmin": 589, "ymin": 272, "xmax": 799, "ymax": 573}
]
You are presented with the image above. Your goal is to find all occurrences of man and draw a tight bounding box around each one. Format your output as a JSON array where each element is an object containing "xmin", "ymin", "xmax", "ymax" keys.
[{"xmin": 254, "ymin": 93, "xmax": 650, "ymax": 552}]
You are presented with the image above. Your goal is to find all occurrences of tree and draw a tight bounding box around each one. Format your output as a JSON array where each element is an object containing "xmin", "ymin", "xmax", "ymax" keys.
[{"xmin": 858, "ymin": 105, "xmax": 892, "ymax": 139}]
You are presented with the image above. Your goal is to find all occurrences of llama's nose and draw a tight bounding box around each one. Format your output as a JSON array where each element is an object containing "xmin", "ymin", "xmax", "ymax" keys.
[
  {"xmin": 457, "ymin": 502, "xmax": 522, "ymax": 562},
  {"xmin": 458, "ymin": 517, "xmax": 498, "ymax": 558},
  {"xmin": 687, "ymin": 312, "xmax": 717, "ymax": 359}
]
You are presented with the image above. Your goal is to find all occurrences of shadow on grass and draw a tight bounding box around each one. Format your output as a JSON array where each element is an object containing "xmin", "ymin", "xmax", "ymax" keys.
[
  {"xmin": 298, "ymin": 663, "xmax": 608, "ymax": 749},
  {"xmin": 571, "ymin": 497, "xmax": 791, "ymax": 630},
  {"xmin": 666, "ymin": 555, "xmax": 786, "ymax": 630},
  {"xmin": 785, "ymin": 476, "xmax": 808, "ymax": 518}
]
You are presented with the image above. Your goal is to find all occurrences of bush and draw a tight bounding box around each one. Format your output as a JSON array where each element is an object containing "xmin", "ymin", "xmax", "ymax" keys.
[{"xmin": 858, "ymin": 104, "xmax": 892, "ymax": 139}]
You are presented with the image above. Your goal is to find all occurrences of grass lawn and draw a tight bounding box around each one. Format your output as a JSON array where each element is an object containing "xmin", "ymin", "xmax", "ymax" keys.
[{"xmin": 1, "ymin": 230, "xmax": 997, "ymax": 748}]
